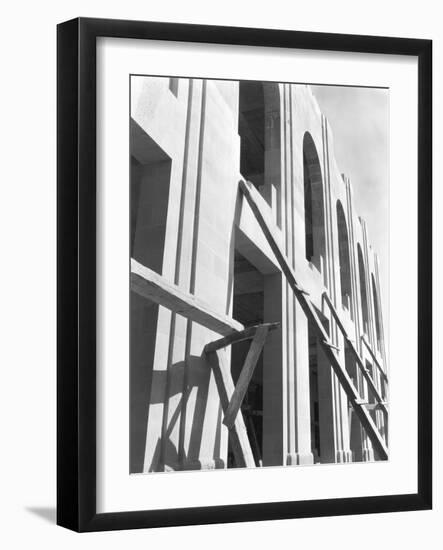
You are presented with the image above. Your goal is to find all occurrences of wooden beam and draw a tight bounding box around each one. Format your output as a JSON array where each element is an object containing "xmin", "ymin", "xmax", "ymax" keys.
[
  {"xmin": 223, "ymin": 325, "xmax": 269, "ymax": 429},
  {"xmin": 322, "ymin": 292, "xmax": 388, "ymax": 416},
  {"xmin": 322, "ymin": 340, "xmax": 340, "ymax": 352},
  {"xmin": 364, "ymin": 402, "xmax": 388, "ymax": 412},
  {"xmin": 322, "ymin": 292, "xmax": 351, "ymax": 341},
  {"xmin": 131, "ymin": 259, "xmax": 244, "ymax": 336},
  {"xmin": 361, "ymin": 335, "xmax": 388, "ymax": 383},
  {"xmin": 239, "ymin": 180, "xmax": 309, "ymax": 296},
  {"xmin": 205, "ymin": 349, "xmax": 256, "ymax": 468},
  {"xmin": 204, "ymin": 322, "xmax": 279, "ymax": 353}
]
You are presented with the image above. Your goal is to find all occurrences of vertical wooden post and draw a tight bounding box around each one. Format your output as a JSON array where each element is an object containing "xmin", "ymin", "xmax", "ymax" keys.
[{"xmin": 205, "ymin": 349, "xmax": 255, "ymax": 468}]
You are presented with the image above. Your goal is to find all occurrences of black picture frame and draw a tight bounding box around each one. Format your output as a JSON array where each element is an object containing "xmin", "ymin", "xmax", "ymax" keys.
[{"xmin": 57, "ymin": 17, "xmax": 432, "ymax": 532}]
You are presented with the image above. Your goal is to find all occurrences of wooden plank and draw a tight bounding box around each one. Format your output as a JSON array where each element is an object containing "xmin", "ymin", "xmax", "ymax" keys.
[
  {"xmin": 364, "ymin": 402, "xmax": 388, "ymax": 411},
  {"xmin": 239, "ymin": 180, "xmax": 308, "ymax": 296},
  {"xmin": 322, "ymin": 292, "xmax": 388, "ymax": 415},
  {"xmin": 131, "ymin": 259, "xmax": 244, "ymax": 336},
  {"xmin": 246, "ymin": 413, "xmax": 263, "ymax": 467},
  {"xmin": 322, "ymin": 340, "xmax": 340, "ymax": 352},
  {"xmin": 322, "ymin": 292, "xmax": 351, "ymax": 341},
  {"xmin": 205, "ymin": 349, "xmax": 256, "ymax": 468},
  {"xmin": 204, "ymin": 322, "xmax": 279, "ymax": 353},
  {"xmin": 303, "ymin": 298, "xmax": 389, "ymax": 460},
  {"xmin": 223, "ymin": 326, "xmax": 270, "ymax": 429},
  {"xmin": 361, "ymin": 335, "xmax": 389, "ymax": 383},
  {"xmin": 240, "ymin": 179, "xmax": 389, "ymax": 460}
]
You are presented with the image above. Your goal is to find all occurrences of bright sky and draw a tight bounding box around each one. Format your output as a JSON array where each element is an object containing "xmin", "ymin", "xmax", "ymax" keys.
[{"xmin": 311, "ymin": 85, "xmax": 389, "ymax": 332}]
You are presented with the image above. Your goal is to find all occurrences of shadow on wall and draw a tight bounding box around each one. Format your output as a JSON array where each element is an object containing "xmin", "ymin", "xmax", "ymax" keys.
[{"xmin": 131, "ymin": 351, "xmax": 219, "ymax": 473}]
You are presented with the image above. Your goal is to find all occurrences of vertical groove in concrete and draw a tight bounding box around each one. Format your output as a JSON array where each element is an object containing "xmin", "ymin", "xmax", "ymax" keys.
[
  {"xmin": 174, "ymin": 79, "xmax": 194, "ymax": 286},
  {"xmin": 159, "ymin": 80, "xmax": 195, "ymax": 469},
  {"xmin": 178, "ymin": 80, "xmax": 207, "ymax": 465},
  {"xmin": 189, "ymin": 80, "xmax": 207, "ymax": 295}
]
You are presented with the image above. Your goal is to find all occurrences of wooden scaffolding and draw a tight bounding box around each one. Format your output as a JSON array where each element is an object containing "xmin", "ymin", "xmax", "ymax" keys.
[{"xmin": 130, "ymin": 178, "xmax": 389, "ymax": 467}]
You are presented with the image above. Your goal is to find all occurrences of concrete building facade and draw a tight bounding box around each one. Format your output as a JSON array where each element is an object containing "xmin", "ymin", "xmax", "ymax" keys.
[{"xmin": 130, "ymin": 76, "xmax": 388, "ymax": 474}]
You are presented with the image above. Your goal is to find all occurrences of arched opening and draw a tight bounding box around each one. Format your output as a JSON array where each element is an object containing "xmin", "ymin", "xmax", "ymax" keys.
[
  {"xmin": 372, "ymin": 274, "xmax": 382, "ymax": 351},
  {"xmin": 336, "ymin": 200, "xmax": 353, "ymax": 316},
  {"xmin": 239, "ymin": 82, "xmax": 265, "ymax": 188},
  {"xmin": 238, "ymin": 81, "xmax": 282, "ymax": 225},
  {"xmin": 303, "ymin": 132, "xmax": 326, "ymax": 274},
  {"xmin": 357, "ymin": 244, "xmax": 369, "ymax": 335}
]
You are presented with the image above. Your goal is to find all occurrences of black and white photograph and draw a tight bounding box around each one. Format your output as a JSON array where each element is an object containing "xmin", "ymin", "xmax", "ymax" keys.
[{"xmin": 129, "ymin": 76, "xmax": 389, "ymax": 474}]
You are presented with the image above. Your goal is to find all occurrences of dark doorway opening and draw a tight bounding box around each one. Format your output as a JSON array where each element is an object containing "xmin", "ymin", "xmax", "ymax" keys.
[{"xmin": 308, "ymin": 309, "xmax": 332, "ymax": 463}]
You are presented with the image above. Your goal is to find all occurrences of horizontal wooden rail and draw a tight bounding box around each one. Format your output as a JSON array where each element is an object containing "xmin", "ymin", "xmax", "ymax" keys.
[
  {"xmin": 204, "ymin": 322, "xmax": 279, "ymax": 353},
  {"xmin": 131, "ymin": 259, "xmax": 244, "ymax": 336},
  {"xmin": 361, "ymin": 335, "xmax": 388, "ymax": 383},
  {"xmin": 205, "ymin": 349, "xmax": 256, "ymax": 468}
]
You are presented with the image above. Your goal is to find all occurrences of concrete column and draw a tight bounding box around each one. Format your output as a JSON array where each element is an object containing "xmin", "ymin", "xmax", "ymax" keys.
[
  {"xmin": 180, "ymin": 79, "xmax": 240, "ymax": 470},
  {"xmin": 263, "ymin": 107, "xmax": 282, "ymax": 227},
  {"xmin": 161, "ymin": 79, "xmax": 205, "ymax": 470},
  {"xmin": 287, "ymin": 300, "xmax": 314, "ymax": 465},
  {"xmin": 316, "ymin": 339, "xmax": 336, "ymax": 463},
  {"xmin": 282, "ymin": 85, "xmax": 298, "ymax": 464},
  {"xmin": 345, "ymin": 181, "xmax": 367, "ymax": 462},
  {"xmin": 332, "ymin": 358, "xmax": 353, "ymax": 463},
  {"xmin": 316, "ymin": 345, "xmax": 352, "ymax": 464},
  {"xmin": 361, "ymin": 366, "xmax": 375, "ymax": 462},
  {"xmin": 262, "ymin": 273, "xmax": 286, "ymax": 466},
  {"xmin": 321, "ymin": 118, "xmax": 352, "ymax": 464}
]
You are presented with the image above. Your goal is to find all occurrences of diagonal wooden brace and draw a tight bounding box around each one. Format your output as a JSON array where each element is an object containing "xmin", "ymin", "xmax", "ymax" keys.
[
  {"xmin": 222, "ymin": 325, "xmax": 270, "ymax": 430},
  {"xmin": 205, "ymin": 349, "xmax": 255, "ymax": 468},
  {"xmin": 204, "ymin": 322, "xmax": 279, "ymax": 353},
  {"xmin": 131, "ymin": 258, "xmax": 244, "ymax": 336},
  {"xmin": 322, "ymin": 340, "xmax": 340, "ymax": 352},
  {"xmin": 321, "ymin": 291, "xmax": 388, "ymax": 416}
]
